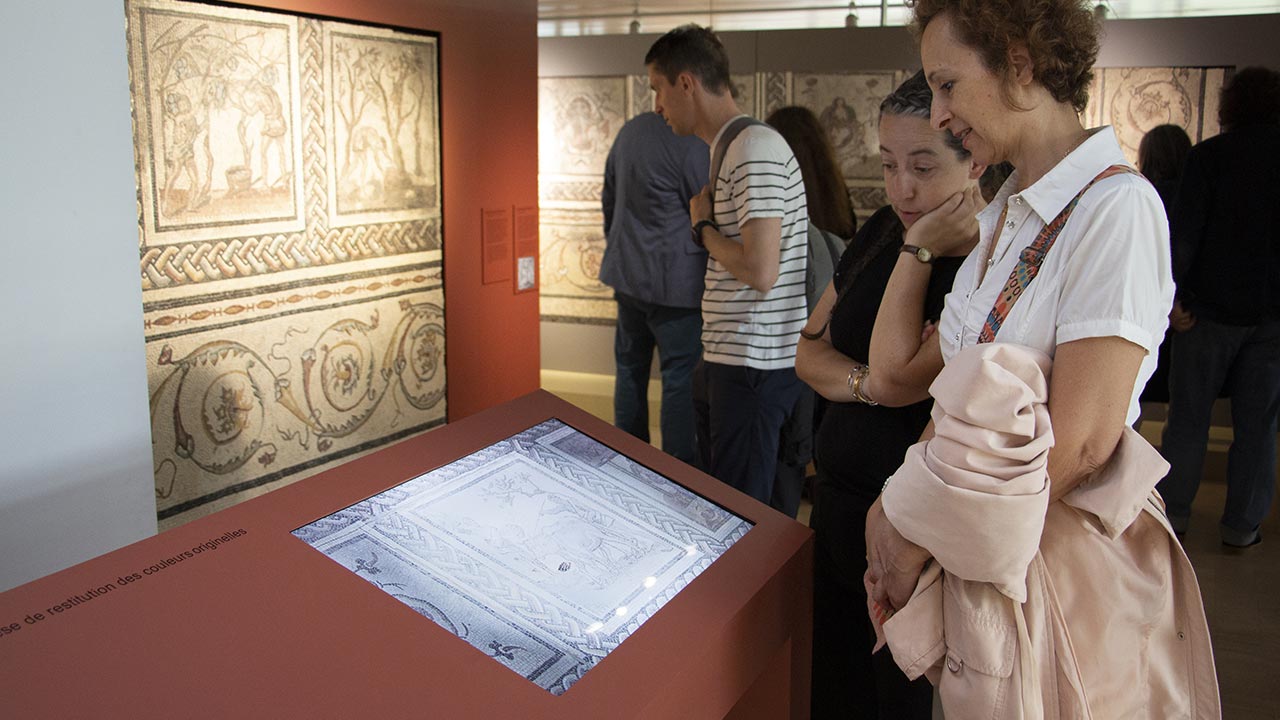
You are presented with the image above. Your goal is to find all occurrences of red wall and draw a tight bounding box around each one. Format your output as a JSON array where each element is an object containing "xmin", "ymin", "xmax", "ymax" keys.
[{"xmin": 255, "ymin": 0, "xmax": 541, "ymax": 420}]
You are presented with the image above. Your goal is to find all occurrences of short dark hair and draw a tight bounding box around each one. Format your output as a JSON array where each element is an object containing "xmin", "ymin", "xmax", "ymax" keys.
[
  {"xmin": 1137, "ymin": 124, "xmax": 1191, "ymax": 186},
  {"xmin": 910, "ymin": 0, "xmax": 1099, "ymax": 114},
  {"xmin": 1219, "ymin": 66, "xmax": 1280, "ymax": 131},
  {"xmin": 879, "ymin": 70, "xmax": 969, "ymax": 160},
  {"xmin": 644, "ymin": 24, "xmax": 732, "ymax": 95}
]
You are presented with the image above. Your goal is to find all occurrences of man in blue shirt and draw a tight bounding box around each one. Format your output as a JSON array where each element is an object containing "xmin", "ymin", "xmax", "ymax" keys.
[{"xmin": 600, "ymin": 111, "xmax": 709, "ymax": 464}]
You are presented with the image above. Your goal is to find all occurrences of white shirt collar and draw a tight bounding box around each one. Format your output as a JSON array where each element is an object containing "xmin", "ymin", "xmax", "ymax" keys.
[{"xmin": 1012, "ymin": 127, "xmax": 1130, "ymax": 223}]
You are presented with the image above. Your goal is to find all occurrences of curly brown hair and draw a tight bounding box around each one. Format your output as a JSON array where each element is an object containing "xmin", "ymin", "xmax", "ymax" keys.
[{"xmin": 910, "ymin": 0, "xmax": 1099, "ymax": 113}]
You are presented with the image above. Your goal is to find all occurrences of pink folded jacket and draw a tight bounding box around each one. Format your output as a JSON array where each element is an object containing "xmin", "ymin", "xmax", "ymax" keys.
[{"xmin": 870, "ymin": 343, "xmax": 1219, "ymax": 720}]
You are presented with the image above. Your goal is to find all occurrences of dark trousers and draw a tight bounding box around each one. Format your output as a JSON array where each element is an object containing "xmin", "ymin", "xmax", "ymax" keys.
[
  {"xmin": 1159, "ymin": 317, "xmax": 1280, "ymax": 537},
  {"xmin": 771, "ymin": 387, "xmax": 816, "ymax": 519},
  {"xmin": 613, "ymin": 292, "xmax": 702, "ymax": 464},
  {"xmin": 809, "ymin": 479, "xmax": 933, "ymax": 719},
  {"xmin": 693, "ymin": 359, "xmax": 804, "ymax": 504}
]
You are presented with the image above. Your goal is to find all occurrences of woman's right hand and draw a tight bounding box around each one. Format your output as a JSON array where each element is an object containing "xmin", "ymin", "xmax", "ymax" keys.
[{"xmin": 904, "ymin": 185, "xmax": 984, "ymax": 257}]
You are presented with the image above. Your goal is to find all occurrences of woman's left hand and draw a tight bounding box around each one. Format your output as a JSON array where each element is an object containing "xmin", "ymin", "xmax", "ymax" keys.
[
  {"xmin": 866, "ymin": 495, "xmax": 932, "ymax": 611},
  {"xmin": 904, "ymin": 185, "xmax": 985, "ymax": 257}
]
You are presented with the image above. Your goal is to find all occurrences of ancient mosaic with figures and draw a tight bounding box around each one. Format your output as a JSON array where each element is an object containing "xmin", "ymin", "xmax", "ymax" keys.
[
  {"xmin": 126, "ymin": 0, "xmax": 444, "ymax": 528},
  {"xmin": 539, "ymin": 65, "xmax": 1230, "ymax": 325},
  {"xmin": 293, "ymin": 419, "xmax": 752, "ymax": 694}
]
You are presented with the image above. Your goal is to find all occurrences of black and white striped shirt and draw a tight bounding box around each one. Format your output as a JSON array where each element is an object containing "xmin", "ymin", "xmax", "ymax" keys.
[{"xmin": 704, "ymin": 121, "xmax": 809, "ymax": 370}]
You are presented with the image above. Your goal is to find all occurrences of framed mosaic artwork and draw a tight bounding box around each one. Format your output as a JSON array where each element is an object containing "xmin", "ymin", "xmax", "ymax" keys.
[{"xmin": 125, "ymin": 0, "xmax": 446, "ymax": 529}]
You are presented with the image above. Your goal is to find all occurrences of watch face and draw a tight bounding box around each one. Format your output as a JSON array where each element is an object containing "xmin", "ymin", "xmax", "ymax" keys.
[{"xmin": 917, "ymin": 247, "xmax": 933, "ymax": 263}]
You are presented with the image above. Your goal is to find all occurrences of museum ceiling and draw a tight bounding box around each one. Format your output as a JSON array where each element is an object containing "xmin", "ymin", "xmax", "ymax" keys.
[{"xmin": 537, "ymin": 0, "xmax": 1280, "ymax": 35}]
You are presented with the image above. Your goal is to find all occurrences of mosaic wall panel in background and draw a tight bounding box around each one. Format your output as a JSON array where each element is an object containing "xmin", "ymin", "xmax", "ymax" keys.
[
  {"xmin": 538, "ymin": 208, "xmax": 613, "ymax": 323},
  {"xmin": 538, "ymin": 77, "xmax": 627, "ymax": 324},
  {"xmin": 791, "ymin": 71, "xmax": 903, "ymax": 181},
  {"xmin": 1083, "ymin": 67, "xmax": 1228, "ymax": 166},
  {"xmin": 538, "ymin": 66, "xmax": 1229, "ymax": 325},
  {"xmin": 127, "ymin": 0, "xmax": 445, "ymax": 529}
]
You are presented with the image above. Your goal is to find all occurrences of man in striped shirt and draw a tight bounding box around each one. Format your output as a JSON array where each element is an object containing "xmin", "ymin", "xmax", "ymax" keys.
[{"xmin": 645, "ymin": 25, "xmax": 809, "ymax": 504}]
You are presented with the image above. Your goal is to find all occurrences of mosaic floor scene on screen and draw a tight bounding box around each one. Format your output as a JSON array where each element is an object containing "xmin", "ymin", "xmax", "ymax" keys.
[{"xmin": 293, "ymin": 419, "xmax": 753, "ymax": 694}]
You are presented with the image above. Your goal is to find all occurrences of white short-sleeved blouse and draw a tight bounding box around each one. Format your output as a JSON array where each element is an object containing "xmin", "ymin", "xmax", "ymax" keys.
[{"xmin": 938, "ymin": 127, "xmax": 1174, "ymax": 424}]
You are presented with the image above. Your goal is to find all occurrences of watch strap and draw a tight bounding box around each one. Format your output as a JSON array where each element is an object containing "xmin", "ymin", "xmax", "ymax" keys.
[
  {"xmin": 901, "ymin": 244, "xmax": 933, "ymax": 264},
  {"xmin": 692, "ymin": 219, "xmax": 718, "ymax": 248}
]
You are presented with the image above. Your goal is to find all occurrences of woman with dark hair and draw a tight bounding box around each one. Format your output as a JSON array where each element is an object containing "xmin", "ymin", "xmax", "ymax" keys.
[
  {"xmin": 863, "ymin": 1, "xmax": 1219, "ymax": 716},
  {"xmin": 1137, "ymin": 123, "xmax": 1191, "ymax": 404},
  {"xmin": 1159, "ymin": 66, "xmax": 1280, "ymax": 548},
  {"xmin": 795, "ymin": 69, "xmax": 985, "ymax": 719},
  {"xmin": 1138, "ymin": 123, "xmax": 1192, "ymax": 209},
  {"xmin": 765, "ymin": 106, "xmax": 858, "ymax": 240},
  {"xmin": 765, "ymin": 106, "xmax": 856, "ymax": 520}
]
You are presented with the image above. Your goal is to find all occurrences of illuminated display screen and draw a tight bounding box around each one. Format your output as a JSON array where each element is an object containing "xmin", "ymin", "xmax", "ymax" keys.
[{"xmin": 293, "ymin": 419, "xmax": 752, "ymax": 694}]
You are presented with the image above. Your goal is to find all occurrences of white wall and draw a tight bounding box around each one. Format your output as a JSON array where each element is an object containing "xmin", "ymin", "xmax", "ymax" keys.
[{"xmin": 0, "ymin": 1, "xmax": 157, "ymax": 592}]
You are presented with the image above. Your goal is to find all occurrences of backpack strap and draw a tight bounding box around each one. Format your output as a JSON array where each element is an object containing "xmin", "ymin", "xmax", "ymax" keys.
[
  {"xmin": 709, "ymin": 116, "xmax": 768, "ymax": 205},
  {"xmin": 978, "ymin": 164, "xmax": 1141, "ymax": 344}
]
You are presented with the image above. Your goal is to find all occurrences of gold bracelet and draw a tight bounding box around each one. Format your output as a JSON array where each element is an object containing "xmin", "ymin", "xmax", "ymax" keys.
[
  {"xmin": 852, "ymin": 365, "xmax": 879, "ymax": 406},
  {"xmin": 846, "ymin": 364, "xmax": 862, "ymax": 402}
]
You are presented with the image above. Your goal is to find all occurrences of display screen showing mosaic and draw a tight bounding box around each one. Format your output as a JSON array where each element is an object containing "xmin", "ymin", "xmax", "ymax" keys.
[
  {"xmin": 126, "ymin": 0, "xmax": 445, "ymax": 529},
  {"xmin": 292, "ymin": 419, "xmax": 753, "ymax": 694},
  {"xmin": 538, "ymin": 65, "xmax": 1230, "ymax": 325}
]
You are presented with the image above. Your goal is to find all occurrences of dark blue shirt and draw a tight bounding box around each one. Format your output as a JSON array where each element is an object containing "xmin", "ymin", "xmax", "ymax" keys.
[{"xmin": 600, "ymin": 112, "xmax": 710, "ymax": 309}]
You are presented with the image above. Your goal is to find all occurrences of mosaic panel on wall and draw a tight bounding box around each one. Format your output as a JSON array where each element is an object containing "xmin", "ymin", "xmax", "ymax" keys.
[
  {"xmin": 537, "ymin": 66, "xmax": 1229, "ymax": 325},
  {"xmin": 1082, "ymin": 67, "xmax": 1228, "ymax": 166},
  {"xmin": 126, "ymin": 0, "xmax": 445, "ymax": 529},
  {"xmin": 537, "ymin": 75, "xmax": 754, "ymax": 325}
]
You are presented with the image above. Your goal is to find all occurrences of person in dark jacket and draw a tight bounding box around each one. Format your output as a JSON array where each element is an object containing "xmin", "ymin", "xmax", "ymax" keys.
[
  {"xmin": 1157, "ymin": 67, "xmax": 1280, "ymax": 548},
  {"xmin": 600, "ymin": 112, "xmax": 710, "ymax": 464}
]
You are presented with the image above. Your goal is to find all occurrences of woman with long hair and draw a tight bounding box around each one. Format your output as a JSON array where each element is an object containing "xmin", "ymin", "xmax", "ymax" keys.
[{"xmin": 765, "ymin": 105, "xmax": 858, "ymax": 240}]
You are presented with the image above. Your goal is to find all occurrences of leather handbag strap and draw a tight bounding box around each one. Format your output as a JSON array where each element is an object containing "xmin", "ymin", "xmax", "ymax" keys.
[
  {"xmin": 709, "ymin": 115, "xmax": 767, "ymax": 205},
  {"xmin": 978, "ymin": 164, "xmax": 1141, "ymax": 344}
]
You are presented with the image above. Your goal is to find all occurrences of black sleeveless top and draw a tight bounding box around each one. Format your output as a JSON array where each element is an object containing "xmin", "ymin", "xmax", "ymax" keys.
[{"xmin": 814, "ymin": 206, "xmax": 964, "ymax": 501}]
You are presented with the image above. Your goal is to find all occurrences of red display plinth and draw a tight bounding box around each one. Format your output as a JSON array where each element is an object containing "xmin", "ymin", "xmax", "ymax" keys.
[{"xmin": 0, "ymin": 390, "xmax": 813, "ymax": 719}]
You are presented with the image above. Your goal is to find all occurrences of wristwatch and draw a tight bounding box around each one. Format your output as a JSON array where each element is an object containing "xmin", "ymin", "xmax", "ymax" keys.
[
  {"xmin": 901, "ymin": 244, "xmax": 935, "ymax": 264},
  {"xmin": 691, "ymin": 219, "xmax": 718, "ymax": 248}
]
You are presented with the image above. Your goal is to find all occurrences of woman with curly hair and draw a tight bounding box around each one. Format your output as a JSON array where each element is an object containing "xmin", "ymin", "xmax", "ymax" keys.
[{"xmin": 864, "ymin": 1, "xmax": 1220, "ymax": 717}]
